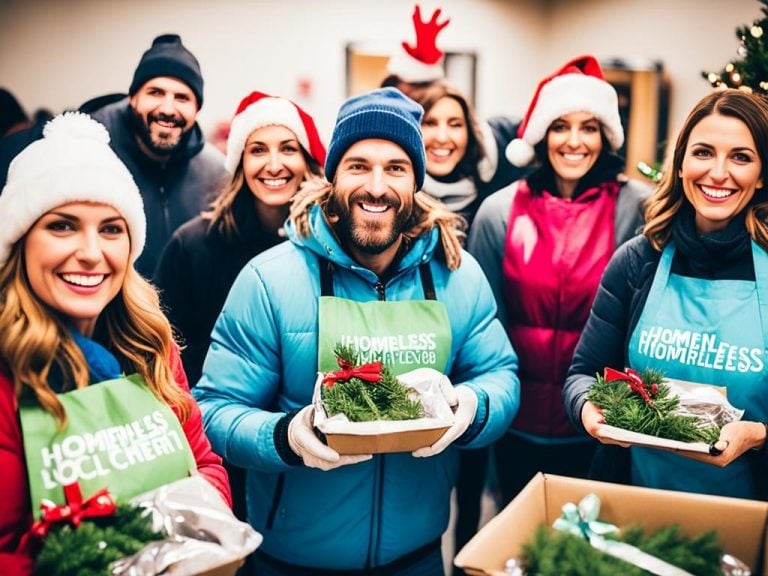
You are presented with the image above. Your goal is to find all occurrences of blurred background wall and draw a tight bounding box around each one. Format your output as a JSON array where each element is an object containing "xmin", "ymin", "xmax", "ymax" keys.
[{"xmin": 0, "ymin": 0, "xmax": 760, "ymax": 161}]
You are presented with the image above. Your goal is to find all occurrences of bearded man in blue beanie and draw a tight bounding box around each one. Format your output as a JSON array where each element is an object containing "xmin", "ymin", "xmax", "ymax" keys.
[
  {"xmin": 193, "ymin": 87, "xmax": 520, "ymax": 575},
  {"xmin": 0, "ymin": 34, "xmax": 225, "ymax": 277}
]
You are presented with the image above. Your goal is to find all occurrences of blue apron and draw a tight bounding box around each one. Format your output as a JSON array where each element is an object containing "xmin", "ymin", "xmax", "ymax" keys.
[{"xmin": 627, "ymin": 241, "xmax": 768, "ymax": 499}]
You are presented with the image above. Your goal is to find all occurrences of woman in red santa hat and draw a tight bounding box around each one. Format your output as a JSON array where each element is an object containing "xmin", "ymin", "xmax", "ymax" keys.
[
  {"xmin": 468, "ymin": 55, "xmax": 651, "ymax": 507},
  {"xmin": 153, "ymin": 90, "xmax": 325, "ymax": 526}
]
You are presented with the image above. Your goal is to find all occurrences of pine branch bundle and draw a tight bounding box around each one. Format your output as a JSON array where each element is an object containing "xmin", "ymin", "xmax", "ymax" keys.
[
  {"xmin": 321, "ymin": 344, "xmax": 423, "ymax": 422},
  {"xmin": 521, "ymin": 524, "xmax": 722, "ymax": 576},
  {"xmin": 34, "ymin": 503, "xmax": 163, "ymax": 576},
  {"xmin": 588, "ymin": 368, "xmax": 721, "ymax": 444}
]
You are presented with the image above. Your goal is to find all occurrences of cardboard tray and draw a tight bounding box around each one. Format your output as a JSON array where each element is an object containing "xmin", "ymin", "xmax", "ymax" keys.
[
  {"xmin": 311, "ymin": 370, "xmax": 453, "ymax": 455},
  {"xmin": 454, "ymin": 473, "xmax": 768, "ymax": 576},
  {"xmin": 317, "ymin": 425, "xmax": 450, "ymax": 455}
]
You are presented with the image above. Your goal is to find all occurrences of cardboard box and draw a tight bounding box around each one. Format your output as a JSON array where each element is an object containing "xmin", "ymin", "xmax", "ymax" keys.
[{"xmin": 455, "ymin": 473, "xmax": 768, "ymax": 576}]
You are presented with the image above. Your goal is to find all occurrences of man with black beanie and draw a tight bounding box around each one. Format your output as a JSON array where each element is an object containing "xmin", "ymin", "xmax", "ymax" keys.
[{"xmin": 0, "ymin": 33, "xmax": 226, "ymax": 277}]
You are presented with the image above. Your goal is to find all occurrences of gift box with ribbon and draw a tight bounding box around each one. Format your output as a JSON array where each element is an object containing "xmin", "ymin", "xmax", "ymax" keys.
[{"xmin": 455, "ymin": 473, "xmax": 768, "ymax": 576}]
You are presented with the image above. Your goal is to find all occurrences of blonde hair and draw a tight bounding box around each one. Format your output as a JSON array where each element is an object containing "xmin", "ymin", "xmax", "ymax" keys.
[
  {"xmin": 290, "ymin": 178, "xmax": 466, "ymax": 270},
  {"xmin": 645, "ymin": 89, "xmax": 768, "ymax": 251},
  {"xmin": 0, "ymin": 241, "xmax": 191, "ymax": 428},
  {"xmin": 205, "ymin": 146, "xmax": 324, "ymax": 242}
]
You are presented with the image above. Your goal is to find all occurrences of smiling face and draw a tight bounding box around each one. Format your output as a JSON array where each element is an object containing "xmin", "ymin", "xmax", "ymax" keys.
[
  {"xmin": 679, "ymin": 113, "xmax": 763, "ymax": 234},
  {"xmin": 546, "ymin": 112, "xmax": 603, "ymax": 198},
  {"xmin": 242, "ymin": 124, "xmax": 308, "ymax": 208},
  {"xmin": 421, "ymin": 96, "xmax": 469, "ymax": 177},
  {"xmin": 129, "ymin": 76, "xmax": 197, "ymax": 156},
  {"xmin": 331, "ymin": 139, "xmax": 415, "ymax": 275},
  {"xmin": 24, "ymin": 202, "xmax": 130, "ymax": 337}
]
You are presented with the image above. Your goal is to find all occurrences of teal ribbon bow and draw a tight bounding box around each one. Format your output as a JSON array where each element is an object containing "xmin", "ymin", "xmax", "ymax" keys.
[{"xmin": 552, "ymin": 493, "xmax": 619, "ymax": 539}]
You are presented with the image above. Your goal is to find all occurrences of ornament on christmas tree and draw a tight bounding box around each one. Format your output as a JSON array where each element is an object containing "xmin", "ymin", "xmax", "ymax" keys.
[
  {"xmin": 702, "ymin": 0, "xmax": 768, "ymax": 94},
  {"xmin": 321, "ymin": 344, "xmax": 424, "ymax": 422},
  {"xmin": 588, "ymin": 367, "xmax": 744, "ymax": 453}
]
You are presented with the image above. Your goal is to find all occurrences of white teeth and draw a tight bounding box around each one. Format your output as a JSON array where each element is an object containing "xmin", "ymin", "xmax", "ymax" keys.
[
  {"xmin": 700, "ymin": 185, "xmax": 734, "ymax": 199},
  {"xmin": 563, "ymin": 153, "xmax": 586, "ymax": 161},
  {"xmin": 429, "ymin": 149, "xmax": 451, "ymax": 158},
  {"xmin": 62, "ymin": 274, "xmax": 104, "ymax": 287},
  {"xmin": 360, "ymin": 202, "xmax": 388, "ymax": 213},
  {"xmin": 262, "ymin": 178, "xmax": 288, "ymax": 187}
]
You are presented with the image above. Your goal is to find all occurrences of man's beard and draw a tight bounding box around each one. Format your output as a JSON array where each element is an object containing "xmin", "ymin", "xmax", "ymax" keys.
[
  {"xmin": 130, "ymin": 108, "xmax": 189, "ymax": 157},
  {"xmin": 331, "ymin": 191, "xmax": 412, "ymax": 255}
]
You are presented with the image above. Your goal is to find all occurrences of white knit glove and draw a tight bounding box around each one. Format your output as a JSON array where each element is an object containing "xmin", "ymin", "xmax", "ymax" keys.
[
  {"xmin": 287, "ymin": 405, "xmax": 372, "ymax": 470},
  {"xmin": 412, "ymin": 383, "xmax": 478, "ymax": 458}
]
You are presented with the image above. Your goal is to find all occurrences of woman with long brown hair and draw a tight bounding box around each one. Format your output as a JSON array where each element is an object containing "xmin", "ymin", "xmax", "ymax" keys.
[{"xmin": 563, "ymin": 88, "xmax": 768, "ymax": 499}]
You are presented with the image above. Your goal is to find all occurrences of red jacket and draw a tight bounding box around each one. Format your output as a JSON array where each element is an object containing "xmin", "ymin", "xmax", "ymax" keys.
[
  {"xmin": 502, "ymin": 181, "xmax": 618, "ymax": 437},
  {"xmin": 0, "ymin": 347, "xmax": 231, "ymax": 574}
]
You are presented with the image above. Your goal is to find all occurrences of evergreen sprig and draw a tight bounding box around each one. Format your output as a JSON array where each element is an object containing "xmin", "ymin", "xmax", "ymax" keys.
[
  {"xmin": 588, "ymin": 369, "xmax": 721, "ymax": 444},
  {"xmin": 321, "ymin": 344, "xmax": 423, "ymax": 422},
  {"xmin": 522, "ymin": 524, "xmax": 722, "ymax": 576},
  {"xmin": 34, "ymin": 503, "xmax": 164, "ymax": 576}
]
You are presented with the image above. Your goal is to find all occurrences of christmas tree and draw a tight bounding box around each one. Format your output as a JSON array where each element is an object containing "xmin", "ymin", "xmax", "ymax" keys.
[{"xmin": 702, "ymin": 0, "xmax": 768, "ymax": 94}]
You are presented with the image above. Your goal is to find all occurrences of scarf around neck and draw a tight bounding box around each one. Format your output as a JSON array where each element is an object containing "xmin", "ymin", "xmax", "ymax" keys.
[{"xmin": 671, "ymin": 203, "xmax": 752, "ymax": 279}]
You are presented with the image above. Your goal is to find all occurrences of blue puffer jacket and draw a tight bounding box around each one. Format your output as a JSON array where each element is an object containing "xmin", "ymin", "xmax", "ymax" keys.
[{"xmin": 193, "ymin": 204, "xmax": 520, "ymax": 570}]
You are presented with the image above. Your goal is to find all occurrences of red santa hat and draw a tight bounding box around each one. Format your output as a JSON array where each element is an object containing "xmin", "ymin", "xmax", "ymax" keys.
[
  {"xmin": 505, "ymin": 55, "xmax": 624, "ymax": 167},
  {"xmin": 225, "ymin": 91, "xmax": 326, "ymax": 174},
  {"xmin": 386, "ymin": 5, "xmax": 450, "ymax": 83}
]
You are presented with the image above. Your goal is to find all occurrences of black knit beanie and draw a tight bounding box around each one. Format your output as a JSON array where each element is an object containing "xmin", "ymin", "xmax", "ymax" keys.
[{"xmin": 129, "ymin": 34, "xmax": 203, "ymax": 108}]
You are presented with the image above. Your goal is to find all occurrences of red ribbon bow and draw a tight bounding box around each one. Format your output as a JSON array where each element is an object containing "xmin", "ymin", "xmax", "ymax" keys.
[
  {"xmin": 30, "ymin": 482, "xmax": 116, "ymax": 540},
  {"xmin": 603, "ymin": 367, "xmax": 658, "ymax": 405},
  {"xmin": 322, "ymin": 358, "xmax": 383, "ymax": 388}
]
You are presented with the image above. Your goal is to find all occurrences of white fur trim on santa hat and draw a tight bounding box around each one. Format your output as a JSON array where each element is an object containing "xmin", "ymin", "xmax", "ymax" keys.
[
  {"xmin": 386, "ymin": 50, "xmax": 445, "ymax": 84},
  {"xmin": 0, "ymin": 112, "xmax": 146, "ymax": 266},
  {"xmin": 506, "ymin": 74, "xmax": 624, "ymax": 167},
  {"xmin": 225, "ymin": 97, "xmax": 309, "ymax": 174}
]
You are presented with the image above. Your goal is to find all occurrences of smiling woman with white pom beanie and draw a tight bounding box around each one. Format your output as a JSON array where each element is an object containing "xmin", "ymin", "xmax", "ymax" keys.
[{"xmin": 0, "ymin": 112, "xmax": 230, "ymax": 573}]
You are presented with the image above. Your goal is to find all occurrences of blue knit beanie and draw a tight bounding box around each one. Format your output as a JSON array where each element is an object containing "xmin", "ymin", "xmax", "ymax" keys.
[
  {"xmin": 129, "ymin": 34, "xmax": 204, "ymax": 108},
  {"xmin": 325, "ymin": 87, "xmax": 425, "ymax": 189}
]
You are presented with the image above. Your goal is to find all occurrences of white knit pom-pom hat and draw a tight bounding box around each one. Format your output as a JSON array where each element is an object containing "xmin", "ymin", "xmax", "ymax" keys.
[
  {"xmin": 0, "ymin": 112, "xmax": 146, "ymax": 266},
  {"xmin": 506, "ymin": 55, "xmax": 624, "ymax": 167}
]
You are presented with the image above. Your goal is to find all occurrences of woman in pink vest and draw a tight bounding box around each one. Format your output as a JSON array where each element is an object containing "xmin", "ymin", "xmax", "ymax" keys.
[
  {"xmin": 0, "ymin": 113, "xmax": 230, "ymax": 574},
  {"xmin": 468, "ymin": 55, "xmax": 650, "ymax": 507}
]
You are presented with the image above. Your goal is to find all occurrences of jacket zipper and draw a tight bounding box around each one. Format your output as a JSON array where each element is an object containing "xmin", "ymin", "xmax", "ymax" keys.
[
  {"xmin": 375, "ymin": 281, "xmax": 386, "ymax": 301},
  {"xmin": 365, "ymin": 455, "xmax": 385, "ymax": 568},
  {"xmin": 265, "ymin": 472, "xmax": 285, "ymax": 529}
]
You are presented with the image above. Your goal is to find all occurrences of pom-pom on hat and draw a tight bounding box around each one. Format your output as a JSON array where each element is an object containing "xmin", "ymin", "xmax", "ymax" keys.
[
  {"xmin": 129, "ymin": 34, "xmax": 204, "ymax": 108},
  {"xmin": 225, "ymin": 91, "xmax": 327, "ymax": 175},
  {"xmin": 325, "ymin": 87, "xmax": 426, "ymax": 189},
  {"xmin": 0, "ymin": 112, "xmax": 146, "ymax": 266},
  {"xmin": 386, "ymin": 5, "xmax": 450, "ymax": 84},
  {"xmin": 505, "ymin": 55, "xmax": 624, "ymax": 167}
]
